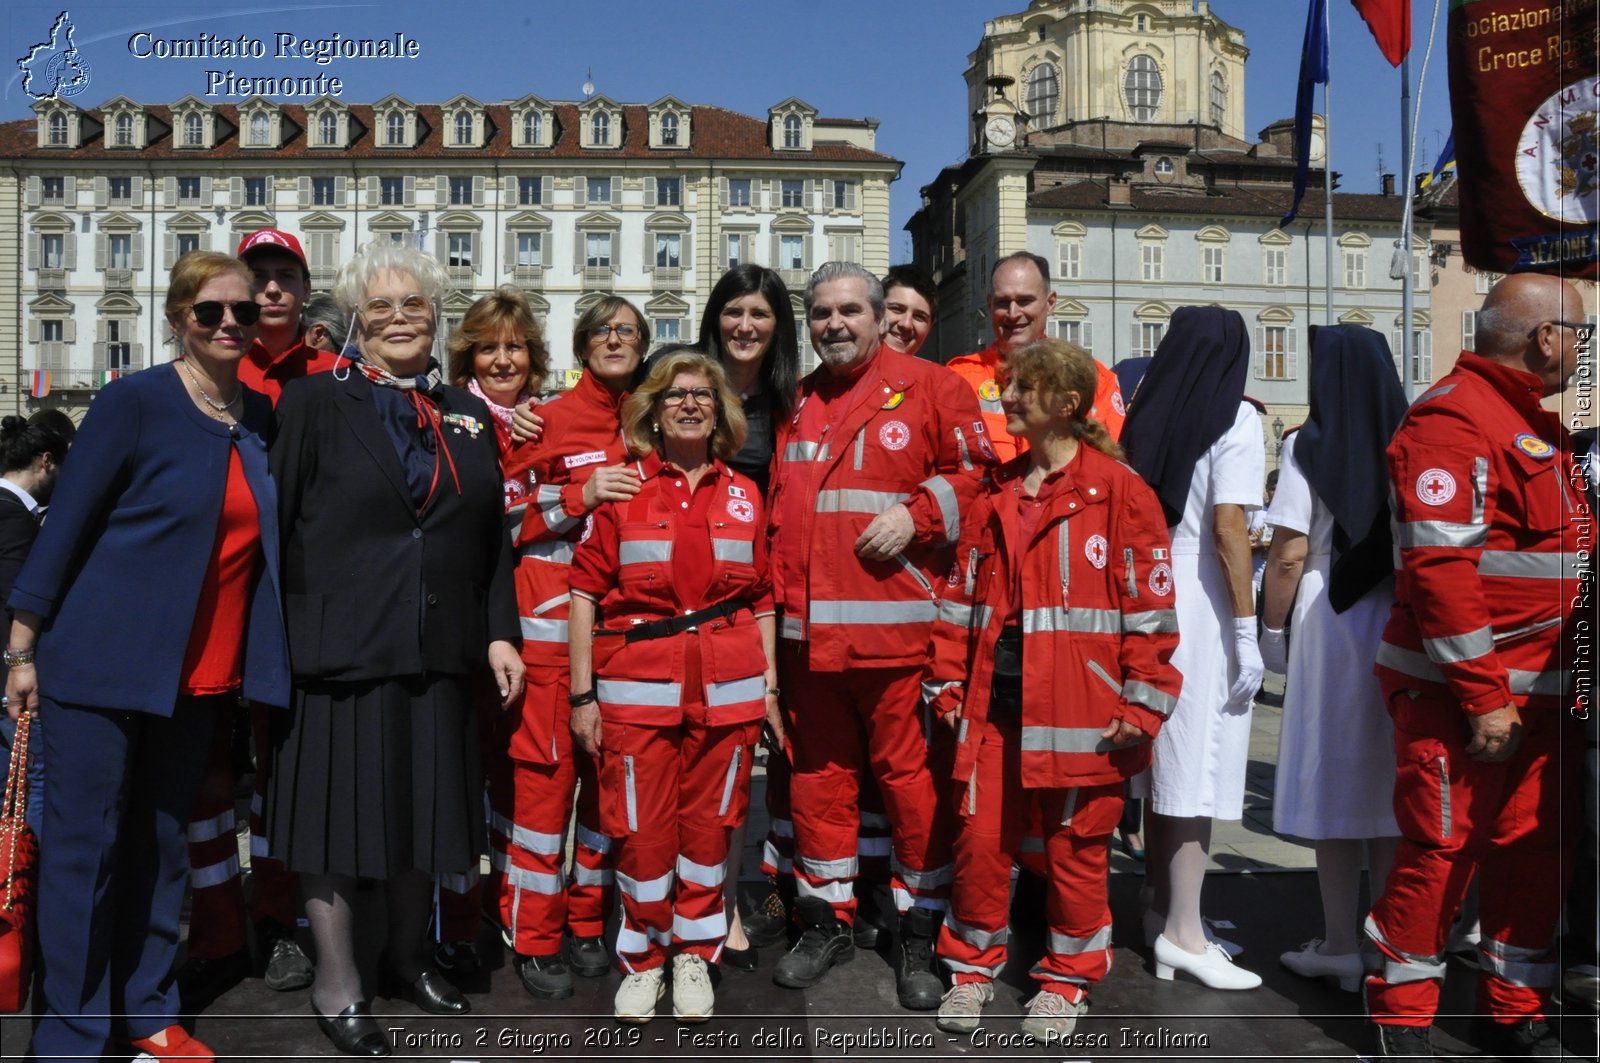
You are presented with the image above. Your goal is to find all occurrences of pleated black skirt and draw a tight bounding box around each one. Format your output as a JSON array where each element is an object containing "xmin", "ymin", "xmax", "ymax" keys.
[{"xmin": 265, "ymin": 673, "xmax": 485, "ymax": 879}]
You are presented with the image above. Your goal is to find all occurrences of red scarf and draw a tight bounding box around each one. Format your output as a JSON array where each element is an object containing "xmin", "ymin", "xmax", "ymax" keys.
[{"xmin": 353, "ymin": 359, "xmax": 462, "ymax": 514}]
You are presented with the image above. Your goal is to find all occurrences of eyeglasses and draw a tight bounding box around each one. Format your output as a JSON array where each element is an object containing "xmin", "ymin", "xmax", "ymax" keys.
[
  {"xmin": 661, "ymin": 387, "xmax": 716, "ymax": 406},
  {"xmin": 1530, "ymin": 319, "xmax": 1594, "ymax": 340},
  {"xmin": 589, "ymin": 324, "xmax": 640, "ymax": 343},
  {"xmin": 190, "ymin": 301, "xmax": 261, "ymax": 327},
  {"xmin": 360, "ymin": 294, "xmax": 433, "ymax": 326}
]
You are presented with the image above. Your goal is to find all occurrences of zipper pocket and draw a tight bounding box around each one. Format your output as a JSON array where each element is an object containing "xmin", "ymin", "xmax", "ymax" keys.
[
  {"xmin": 1493, "ymin": 616, "xmax": 1563, "ymax": 643},
  {"xmin": 717, "ymin": 745, "xmax": 742, "ymax": 817},
  {"xmin": 1123, "ymin": 547, "xmax": 1139, "ymax": 599},
  {"xmin": 964, "ymin": 547, "xmax": 980, "ymax": 596},
  {"xmin": 1086, "ymin": 659, "xmax": 1124, "ymax": 697},
  {"xmin": 1436, "ymin": 757, "xmax": 1451, "ymax": 840},
  {"xmin": 624, "ymin": 755, "xmax": 638, "ymax": 833},
  {"xmin": 896, "ymin": 553, "xmax": 935, "ymax": 599}
]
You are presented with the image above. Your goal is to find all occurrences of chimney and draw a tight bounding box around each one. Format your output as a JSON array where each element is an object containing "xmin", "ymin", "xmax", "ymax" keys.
[
  {"xmin": 1108, "ymin": 177, "xmax": 1132, "ymax": 206},
  {"xmin": 1381, "ymin": 173, "xmax": 1395, "ymax": 196}
]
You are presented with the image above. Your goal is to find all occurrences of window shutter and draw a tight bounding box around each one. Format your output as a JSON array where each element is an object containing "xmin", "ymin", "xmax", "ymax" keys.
[
  {"xmin": 93, "ymin": 341, "xmax": 106, "ymax": 374},
  {"xmin": 611, "ymin": 176, "xmax": 621, "ymax": 204},
  {"xmin": 164, "ymin": 177, "xmax": 178, "ymax": 208},
  {"xmin": 65, "ymin": 319, "xmax": 76, "ymax": 343},
  {"xmin": 470, "ymin": 233, "xmax": 481, "ymax": 274},
  {"xmin": 473, "ymin": 176, "xmax": 485, "ymax": 207},
  {"xmin": 366, "ymin": 176, "xmax": 379, "ymax": 203},
  {"xmin": 27, "ymin": 320, "xmax": 38, "ymax": 344},
  {"xmin": 643, "ymin": 232, "xmax": 654, "ymax": 272},
  {"xmin": 1391, "ymin": 330, "xmax": 1404, "ymax": 373},
  {"xmin": 541, "ymin": 176, "xmax": 552, "ymax": 203},
  {"xmin": 335, "ymin": 175, "xmax": 348, "ymax": 205},
  {"xmin": 503, "ymin": 175, "xmax": 516, "ymax": 200},
  {"xmin": 230, "ymin": 176, "xmax": 244, "ymax": 208},
  {"xmin": 719, "ymin": 177, "xmax": 728, "ymax": 208},
  {"xmin": 64, "ymin": 235, "xmax": 76, "ymax": 270},
  {"xmin": 26, "ymin": 234, "xmax": 38, "ymax": 270},
  {"xmin": 133, "ymin": 342, "xmax": 145, "ymax": 368},
  {"xmin": 130, "ymin": 176, "xmax": 144, "ymax": 203},
  {"xmin": 610, "ymin": 234, "xmax": 620, "ymax": 274},
  {"xmin": 95, "ymin": 233, "xmax": 107, "ymax": 269},
  {"xmin": 803, "ymin": 235, "xmax": 814, "ymax": 269},
  {"xmin": 768, "ymin": 233, "xmax": 780, "ymax": 266},
  {"xmin": 199, "ymin": 176, "xmax": 211, "ymax": 203},
  {"xmin": 742, "ymin": 234, "xmax": 754, "ymax": 264},
  {"xmin": 403, "ymin": 175, "xmax": 416, "ymax": 207},
  {"xmin": 575, "ymin": 176, "xmax": 586, "ymax": 206},
  {"xmin": 435, "ymin": 231, "xmax": 449, "ymax": 264},
  {"xmin": 504, "ymin": 231, "xmax": 516, "ymax": 272},
  {"xmin": 95, "ymin": 176, "xmax": 108, "ymax": 207},
  {"xmin": 436, "ymin": 175, "xmax": 449, "ymax": 202},
  {"xmin": 1286, "ymin": 327, "xmax": 1299, "ymax": 379},
  {"xmin": 805, "ymin": 178, "xmax": 817, "ymax": 208},
  {"xmin": 25, "ymin": 176, "xmax": 41, "ymax": 209},
  {"xmin": 574, "ymin": 230, "xmax": 584, "ymax": 271},
  {"xmin": 645, "ymin": 177, "xmax": 656, "ymax": 206},
  {"xmin": 132, "ymin": 233, "xmax": 145, "ymax": 265},
  {"xmin": 96, "ymin": 319, "xmax": 106, "ymax": 343},
  {"xmin": 1253, "ymin": 326, "xmax": 1265, "ymax": 375},
  {"xmin": 63, "ymin": 178, "xmax": 76, "ymax": 208},
  {"xmin": 199, "ymin": 230, "xmax": 211, "ymax": 252},
  {"xmin": 297, "ymin": 176, "xmax": 311, "ymax": 209}
]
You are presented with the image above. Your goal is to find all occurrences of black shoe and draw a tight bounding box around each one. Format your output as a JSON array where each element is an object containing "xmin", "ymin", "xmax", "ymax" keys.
[
  {"xmin": 315, "ymin": 1001, "xmax": 391, "ymax": 1057},
  {"xmin": 721, "ymin": 944, "xmax": 759, "ymax": 971},
  {"xmin": 434, "ymin": 939, "xmax": 482, "ymax": 977},
  {"xmin": 1372, "ymin": 1022, "xmax": 1433, "ymax": 1057},
  {"xmin": 516, "ymin": 952, "xmax": 575, "ymax": 999},
  {"xmin": 744, "ymin": 874, "xmax": 795, "ymax": 948},
  {"xmin": 259, "ymin": 923, "xmax": 314, "ymax": 992},
  {"xmin": 773, "ymin": 897, "xmax": 854, "ymax": 989},
  {"xmin": 895, "ymin": 907, "xmax": 944, "ymax": 1011},
  {"xmin": 176, "ymin": 948, "xmax": 250, "ymax": 1013},
  {"xmin": 382, "ymin": 966, "xmax": 471, "ymax": 1015},
  {"xmin": 566, "ymin": 933, "xmax": 611, "ymax": 977},
  {"xmin": 1469, "ymin": 1015, "xmax": 1564, "ymax": 1057}
]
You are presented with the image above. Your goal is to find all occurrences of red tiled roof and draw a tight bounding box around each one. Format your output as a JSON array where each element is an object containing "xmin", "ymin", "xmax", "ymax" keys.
[{"xmin": 0, "ymin": 100, "xmax": 899, "ymax": 165}]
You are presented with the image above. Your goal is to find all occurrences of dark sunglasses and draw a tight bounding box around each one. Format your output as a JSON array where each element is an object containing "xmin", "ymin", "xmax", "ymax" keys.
[{"xmin": 191, "ymin": 301, "xmax": 261, "ymax": 327}]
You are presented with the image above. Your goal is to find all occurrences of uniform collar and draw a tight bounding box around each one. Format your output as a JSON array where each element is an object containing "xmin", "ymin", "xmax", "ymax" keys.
[
  {"xmin": 0, "ymin": 477, "xmax": 39, "ymax": 514},
  {"xmin": 1453, "ymin": 350, "xmax": 1551, "ymax": 419},
  {"xmin": 575, "ymin": 367, "xmax": 629, "ymax": 413},
  {"xmin": 247, "ymin": 330, "xmax": 310, "ymax": 372},
  {"xmin": 638, "ymin": 448, "xmax": 728, "ymax": 483}
]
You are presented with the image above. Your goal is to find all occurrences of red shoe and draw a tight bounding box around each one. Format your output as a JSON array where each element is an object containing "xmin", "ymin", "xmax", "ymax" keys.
[{"xmin": 129, "ymin": 1024, "xmax": 216, "ymax": 1061}]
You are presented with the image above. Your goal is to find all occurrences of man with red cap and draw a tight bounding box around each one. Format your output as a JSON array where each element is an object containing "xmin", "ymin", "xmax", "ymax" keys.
[{"xmin": 233, "ymin": 228, "xmax": 338, "ymax": 402}]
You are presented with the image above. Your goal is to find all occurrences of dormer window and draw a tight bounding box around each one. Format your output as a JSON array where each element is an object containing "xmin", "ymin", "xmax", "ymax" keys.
[
  {"xmin": 592, "ymin": 112, "xmax": 611, "ymax": 146},
  {"xmin": 386, "ymin": 112, "xmax": 405, "ymax": 145},
  {"xmin": 783, "ymin": 114, "xmax": 802, "ymax": 149},
  {"xmin": 249, "ymin": 112, "xmax": 269, "ymax": 146},
  {"xmin": 1136, "ymin": 14, "xmax": 1148, "ymax": 31},
  {"xmin": 318, "ymin": 112, "xmax": 337, "ymax": 146},
  {"xmin": 660, "ymin": 113, "xmax": 679, "ymax": 146},
  {"xmin": 114, "ymin": 114, "xmax": 133, "ymax": 146},
  {"xmin": 524, "ymin": 112, "xmax": 541, "ymax": 144},
  {"xmin": 183, "ymin": 113, "xmax": 203, "ymax": 146},
  {"xmin": 47, "ymin": 113, "xmax": 67, "ymax": 146},
  {"xmin": 454, "ymin": 111, "xmax": 472, "ymax": 145}
]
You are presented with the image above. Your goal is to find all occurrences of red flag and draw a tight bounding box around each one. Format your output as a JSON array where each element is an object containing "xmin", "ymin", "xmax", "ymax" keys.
[{"xmin": 1351, "ymin": 0, "xmax": 1411, "ymax": 65}]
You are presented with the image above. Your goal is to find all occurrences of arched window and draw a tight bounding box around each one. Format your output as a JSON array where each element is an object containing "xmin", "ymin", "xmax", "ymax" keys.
[
  {"xmin": 783, "ymin": 114, "xmax": 803, "ymax": 148},
  {"xmin": 454, "ymin": 111, "xmax": 473, "ymax": 145},
  {"xmin": 249, "ymin": 112, "xmax": 269, "ymax": 145},
  {"xmin": 660, "ymin": 112, "xmax": 679, "ymax": 146},
  {"xmin": 1124, "ymin": 56, "xmax": 1162, "ymax": 122},
  {"xmin": 318, "ymin": 112, "xmax": 337, "ymax": 145},
  {"xmin": 523, "ymin": 111, "xmax": 541, "ymax": 145},
  {"xmin": 1025, "ymin": 63, "xmax": 1060, "ymax": 126},
  {"xmin": 183, "ymin": 112, "xmax": 203, "ymax": 146},
  {"xmin": 47, "ymin": 112, "xmax": 67, "ymax": 145},
  {"xmin": 591, "ymin": 111, "xmax": 611, "ymax": 145},
  {"xmin": 114, "ymin": 114, "xmax": 133, "ymax": 146},
  {"xmin": 1210, "ymin": 71, "xmax": 1227, "ymax": 127},
  {"xmin": 386, "ymin": 112, "xmax": 405, "ymax": 145}
]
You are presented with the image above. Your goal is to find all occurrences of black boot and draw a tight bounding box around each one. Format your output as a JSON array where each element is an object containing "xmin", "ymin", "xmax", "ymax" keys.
[
  {"xmin": 1468, "ymin": 1015, "xmax": 1564, "ymax": 1057},
  {"xmin": 896, "ymin": 907, "xmax": 944, "ymax": 1010},
  {"xmin": 1372, "ymin": 1022, "xmax": 1432, "ymax": 1057},
  {"xmin": 772, "ymin": 897, "xmax": 854, "ymax": 988},
  {"xmin": 853, "ymin": 879, "xmax": 893, "ymax": 949},
  {"xmin": 745, "ymin": 873, "xmax": 796, "ymax": 948}
]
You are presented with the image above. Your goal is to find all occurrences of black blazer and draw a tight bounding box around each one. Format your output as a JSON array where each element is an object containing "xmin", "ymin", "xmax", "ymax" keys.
[
  {"xmin": 0, "ymin": 487, "xmax": 39, "ymax": 610},
  {"xmin": 271, "ymin": 369, "xmax": 519, "ymax": 682}
]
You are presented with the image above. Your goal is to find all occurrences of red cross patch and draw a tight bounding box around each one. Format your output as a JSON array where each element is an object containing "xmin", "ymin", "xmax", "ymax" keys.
[
  {"xmin": 1148, "ymin": 562, "xmax": 1174, "ymax": 597},
  {"xmin": 1085, "ymin": 534, "xmax": 1108, "ymax": 569},
  {"xmin": 1415, "ymin": 468, "xmax": 1457, "ymax": 506},
  {"xmin": 726, "ymin": 499, "xmax": 755, "ymax": 524},
  {"xmin": 1111, "ymin": 390, "xmax": 1126, "ymax": 416},
  {"xmin": 879, "ymin": 420, "xmax": 911, "ymax": 451}
]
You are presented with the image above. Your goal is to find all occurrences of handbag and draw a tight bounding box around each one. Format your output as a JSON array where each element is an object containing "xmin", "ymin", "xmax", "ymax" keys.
[{"xmin": 0, "ymin": 709, "xmax": 37, "ymax": 1013}]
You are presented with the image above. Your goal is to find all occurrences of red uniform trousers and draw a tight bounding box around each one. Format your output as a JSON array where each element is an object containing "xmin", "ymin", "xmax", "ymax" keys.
[
  {"xmin": 489, "ymin": 667, "xmax": 612, "ymax": 957},
  {"xmin": 781, "ymin": 642, "xmax": 953, "ymax": 921},
  {"xmin": 1365, "ymin": 692, "xmax": 1581, "ymax": 1026},
  {"xmin": 186, "ymin": 701, "xmax": 297, "ymax": 960},
  {"xmin": 760, "ymin": 754, "xmax": 890, "ymax": 884},
  {"xmin": 600, "ymin": 646, "xmax": 758, "ymax": 973},
  {"xmin": 936, "ymin": 713, "xmax": 1119, "ymax": 997}
]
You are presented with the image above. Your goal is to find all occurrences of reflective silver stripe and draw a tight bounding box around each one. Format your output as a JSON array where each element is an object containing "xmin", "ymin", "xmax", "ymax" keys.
[
  {"xmin": 815, "ymin": 489, "xmax": 906, "ymax": 514},
  {"xmin": 1049, "ymin": 925, "xmax": 1112, "ymax": 956},
  {"xmin": 798, "ymin": 854, "xmax": 859, "ymax": 880},
  {"xmin": 250, "ymin": 834, "xmax": 269, "ymax": 858},
  {"xmin": 1123, "ymin": 609, "xmax": 1178, "ymax": 634},
  {"xmin": 1494, "ymin": 616, "xmax": 1563, "ymax": 642},
  {"xmin": 783, "ymin": 441, "xmax": 820, "ymax": 463},
  {"xmin": 491, "ymin": 813, "xmax": 563, "ymax": 856},
  {"xmin": 529, "ymin": 592, "xmax": 570, "ymax": 615},
  {"xmin": 797, "ymin": 879, "xmax": 854, "ymax": 904},
  {"xmin": 518, "ymin": 538, "xmax": 575, "ymax": 565},
  {"xmin": 615, "ymin": 924, "xmax": 674, "ymax": 957},
  {"xmin": 575, "ymin": 823, "xmax": 613, "ymax": 854},
  {"xmin": 1416, "ymin": 384, "xmax": 1457, "ymax": 403},
  {"xmin": 439, "ymin": 867, "xmax": 478, "ymax": 893},
  {"xmin": 1509, "ymin": 668, "xmax": 1571, "ymax": 696},
  {"xmin": 859, "ymin": 811, "xmax": 890, "ymax": 830},
  {"xmin": 505, "ymin": 866, "xmax": 564, "ymax": 895},
  {"xmin": 1020, "ymin": 726, "xmax": 1114, "ymax": 755},
  {"xmin": 952, "ymin": 426, "xmax": 973, "ymax": 471},
  {"xmin": 809, "ymin": 599, "xmax": 937, "ymax": 625},
  {"xmin": 1437, "ymin": 757, "xmax": 1452, "ymax": 840},
  {"xmin": 597, "ymin": 679, "xmax": 682, "ymax": 707},
  {"xmin": 891, "ymin": 859, "xmax": 953, "ymax": 890},
  {"xmin": 716, "ymin": 746, "xmax": 742, "ymax": 817},
  {"xmin": 922, "ymin": 679, "xmax": 960, "ymax": 704},
  {"xmin": 673, "ymin": 911, "xmax": 728, "ymax": 941},
  {"xmin": 1423, "ymin": 626, "xmax": 1495, "ymax": 665},
  {"xmin": 945, "ymin": 958, "xmax": 1003, "ymax": 978},
  {"xmin": 676, "ymin": 855, "xmax": 726, "ymax": 889},
  {"xmin": 921, "ymin": 475, "xmax": 961, "ymax": 545},
  {"xmin": 853, "ymin": 427, "xmax": 866, "ymax": 471},
  {"xmin": 1086, "ymin": 660, "xmax": 1123, "ymax": 697},
  {"xmin": 707, "ymin": 676, "xmax": 765, "ymax": 708},
  {"xmin": 1376, "ymin": 642, "xmax": 1443, "ymax": 681},
  {"xmin": 780, "ymin": 614, "xmax": 805, "ymax": 641},
  {"xmin": 187, "ymin": 808, "xmax": 235, "ymax": 844},
  {"xmin": 1396, "ymin": 519, "xmax": 1487, "ymax": 549},
  {"xmin": 857, "ymin": 836, "xmax": 892, "ymax": 858},
  {"xmin": 892, "ymin": 892, "xmax": 948, "ymax": 914},
  {"xmin": 620, "ymin": 540, "xmax": 671, "ymax": 565},
  {"xmin": 506, "ymin": 503, "xmax": 528, "ymax": 542},
  {"xmin": 1471, "ymin": 456, "xmax": 1488, "ymax": 526},
  {"xmin": 937, "ymin": 599, "xmax": 975, "ymax": 628},
  {"xmin": 1060, "ymin": 786, "xmax": 1078, "ymax": 827},
  {"xmin": 945, "ymin": 914, "xmax": 1009, "ymax": 950},
  {"xmin": 189, "ymin": 855, "xmax": 240, "ymax": 890},
  {"xmin": 519, "ymin": 617, "xmax": 569, "ymax": 643},
  {"xmin": 1378, "ymin": 643, "xmax": 1571, "ymax": 696},
  {"xmin": 1029, "ymin": 963, "xmax": 1089, "ymax": 985},
  {"xmin": 1365, "ymin": 914, "xmax": 1446, "ymax": 970},
  {"xmin": 571, "ymin": 863, "xmax": 612, "ymax": 887},
  {"xmin": 537, "ymin": 484, "xmax": 578, "ymax": 534},
  {"xmin": 1477, "ymin": 551, "xmax": 1567, "ymax": 579},
  {"xmin": 1124, "ymin": 680, "xmax": 1177, "ymax": 717},
  {"xmin": 623, "ymin": 756, "xmax": 638, "ymax": 832},
  {"xmin": 1021, "ymin": 606, "xmax": 1121, "ymax": 635},
  {"xmin": 712, "ymin": 538, "xmax": 753, "ymax": 564},
  {"xmin": 1384, "ymin": 956, "xmax": 1447, "ymax": 984},
  {"xmin": 1479, "ymin": 939, "xmax": 1557, "ymax": 988},
  {"xmin": 768, "ymin": 817, "xmax": 794, "ymax": 839}
]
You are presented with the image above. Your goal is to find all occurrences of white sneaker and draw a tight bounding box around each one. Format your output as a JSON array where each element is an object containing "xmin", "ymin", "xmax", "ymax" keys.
[
  {"xmin": 1153, "ymin": 933, "xmax": 1262, "ymax": 990},
  {"xmin": 1020, "ymin": 989, "xmax": 1088, "ymax": 1040},
  {"xmin": 935, "ymin": 980, "xmax": 994, "ymax": 1034},
  {"xmin": 671, "ymin": 954, "xmax": 714, "ymax": 1023},
  {"xmin": 613, "ymin": 966, "xmax": 666, "ymax": 1024},
  {"xmin": 1279, "ymin": 938, "xmax": 1363, "ymax": 992}
]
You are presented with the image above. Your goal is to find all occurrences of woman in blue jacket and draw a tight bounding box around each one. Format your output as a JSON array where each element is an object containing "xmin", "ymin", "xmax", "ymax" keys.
[{"xmin": 5, "ymin": 251, "xmax": 289, "ymax": 1063}]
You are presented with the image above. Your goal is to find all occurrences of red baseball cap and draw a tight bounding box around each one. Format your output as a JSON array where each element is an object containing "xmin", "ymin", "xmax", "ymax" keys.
[{"xmin": 237, "ymin": 228, "xmax": 308, "ymax": 270}]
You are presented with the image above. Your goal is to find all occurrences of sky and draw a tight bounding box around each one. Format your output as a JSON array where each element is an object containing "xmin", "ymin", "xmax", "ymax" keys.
[{"xmin": 2, "ymin": 0, "xmax": 1454, "ymax": 258}]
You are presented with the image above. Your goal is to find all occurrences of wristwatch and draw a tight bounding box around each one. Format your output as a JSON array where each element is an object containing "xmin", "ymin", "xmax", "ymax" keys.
[{"xmin": 2, "ymin": 647, "xmax": 36, "ymax": 667}]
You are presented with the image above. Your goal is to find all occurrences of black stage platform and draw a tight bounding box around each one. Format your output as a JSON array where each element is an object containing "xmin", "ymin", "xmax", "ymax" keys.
[{"xmin": 7, "ymin": 869, "xmax": 1592, "ymax": 1062}]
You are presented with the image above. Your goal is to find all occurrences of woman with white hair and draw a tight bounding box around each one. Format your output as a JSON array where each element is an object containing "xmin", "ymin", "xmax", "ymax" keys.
[{"xmin": 265, "ymin": 241, "xmax": 524, "ymax": 1057}]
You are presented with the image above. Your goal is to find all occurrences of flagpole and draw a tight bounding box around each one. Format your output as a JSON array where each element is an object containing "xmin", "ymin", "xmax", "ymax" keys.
[
  {"xmin": 1400, "ymin": 52, "xmax": 1415, "ymax": 401},
  {"xmin": 1322, "ymin": 0, "xmax": 1335, "ymax": 323}
]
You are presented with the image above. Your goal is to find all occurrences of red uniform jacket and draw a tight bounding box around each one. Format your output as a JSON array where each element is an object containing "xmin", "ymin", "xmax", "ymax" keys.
[
  {"xmin": 1376, "ymin": 352, "xmax": 1590, "ymax": 715},
  {"xmin": 769, "ymin": 345, "xmax": 990, "ymax": 671},
  {"xmin": 923, "ymin": 447, "xmax": 1181, "ymax": 790},
  {"xmin": 946, "ymin": 343, "xmax": 1126, "ymax": 462},
  {"xmin": 237, "ymin": 333, "xmax": 339, "ymax": 405},
  {"xmin": 571, "ymin": 453, "xmax": 772, "ymax": 728}
]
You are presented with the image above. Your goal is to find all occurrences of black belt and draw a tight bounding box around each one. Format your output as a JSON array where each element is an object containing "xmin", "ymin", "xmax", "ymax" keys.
[
  {"xmin": 990, "ymin": 624, "xmax": 1023, "ymax": 718},
  {"xmin": 597, "ymin": 599, "xmax": 753, "ymax": 644}
]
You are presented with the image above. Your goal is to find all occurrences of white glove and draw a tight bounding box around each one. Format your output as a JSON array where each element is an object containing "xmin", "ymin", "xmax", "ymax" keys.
[
  {"xmin": 1227, "ymin": 616, "xmax": 1265, "ymax": 707},
  {"xmin": 1258, "ymin": 625, "xmax": 1288, "ymax": 675}
]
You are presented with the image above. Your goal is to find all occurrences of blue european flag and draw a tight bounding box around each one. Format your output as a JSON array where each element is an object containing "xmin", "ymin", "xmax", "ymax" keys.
[{"xmin": 1282, "ymin": 0, "xmax": 1330, "ymax": 228}]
